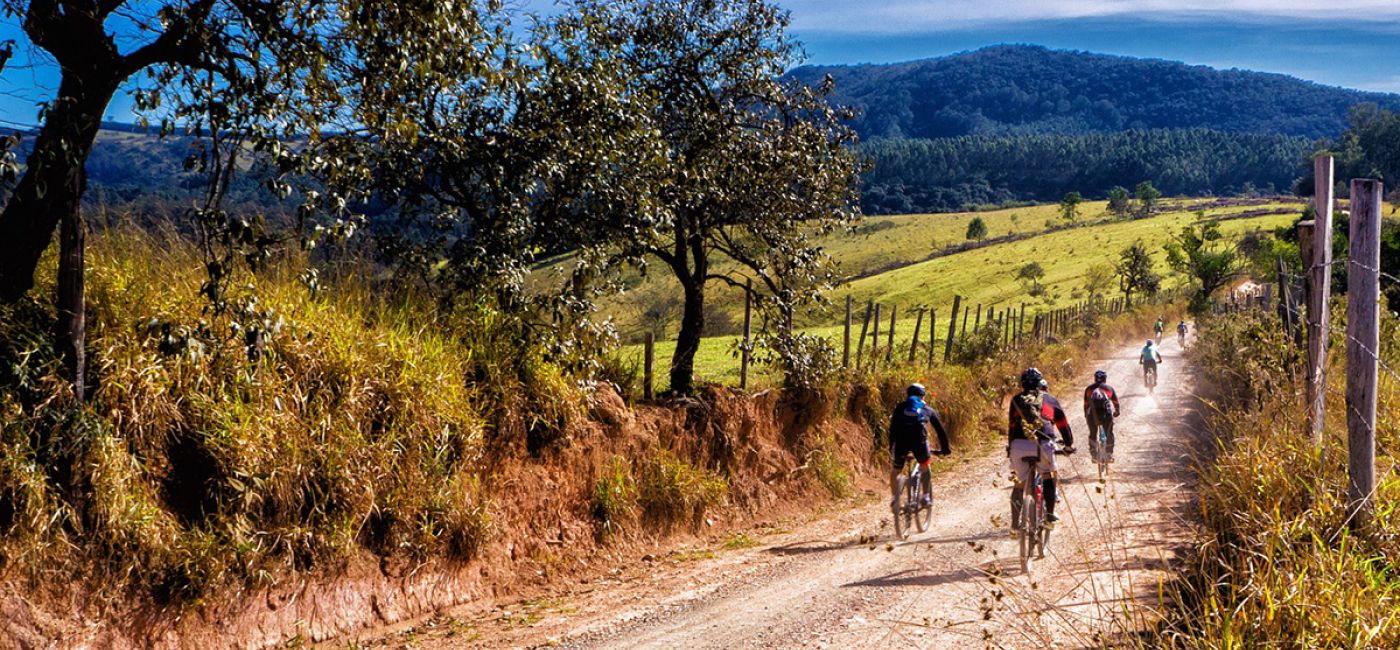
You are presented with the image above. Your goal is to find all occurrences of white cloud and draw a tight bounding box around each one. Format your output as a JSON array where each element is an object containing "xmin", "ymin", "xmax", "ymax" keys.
[{"xmin": 782, "ymin": 0, "xmax": 1400, "ymax": 32}]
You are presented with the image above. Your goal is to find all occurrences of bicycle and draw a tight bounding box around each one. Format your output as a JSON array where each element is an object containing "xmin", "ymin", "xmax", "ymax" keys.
[
  {"xmin": 1094, "ymin": 423, "xmax": 1112, "ymax": 481},
  {"xmin": 892, "ymin": 453, "xmax": 933, "ymax": 538},
  {"xmin": 1015, "ymin": 445, "xmax": 1068, "ymax": 573},
  {"xmin": 1143, "ymin": 364, "xmax": 1158, "ymax": 393}
]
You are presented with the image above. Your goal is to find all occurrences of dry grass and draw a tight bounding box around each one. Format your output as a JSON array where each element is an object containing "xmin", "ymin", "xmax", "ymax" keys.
[{"xmin": 1156, "ymin": 306, "xmax": 1400, "ymax": 648}]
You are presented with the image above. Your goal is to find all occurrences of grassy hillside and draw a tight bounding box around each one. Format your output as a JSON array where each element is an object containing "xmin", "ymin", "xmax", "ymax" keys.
[{"xmin": 610, "ymin": 199, "xmax": 1305, "ymax": 389}]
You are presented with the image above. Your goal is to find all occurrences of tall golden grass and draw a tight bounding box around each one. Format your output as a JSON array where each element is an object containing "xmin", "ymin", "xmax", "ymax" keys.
[{"xmin": 1157, "ymin": 305, "xmax": 1400, "ymax": 648}]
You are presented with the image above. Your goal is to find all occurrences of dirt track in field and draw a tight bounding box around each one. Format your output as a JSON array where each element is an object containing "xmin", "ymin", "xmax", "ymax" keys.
[{"xmin": 356, "ymin": 336, "xmax": 1201, "ymax": 649}]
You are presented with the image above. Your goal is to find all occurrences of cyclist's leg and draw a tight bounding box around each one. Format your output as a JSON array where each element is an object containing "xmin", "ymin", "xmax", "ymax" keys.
[
  {"xmin": 1086, "ymin": 413, "xmax": 1100, "ymax": 460},
  {"xmin": 1037, "ymin": 439, "xmax": 1060, "ymax": 521},
  {"xmin": 888, "ymin": 443, "xmax": 905, "ymax": 507},
  {"xmin": 1104, "ymin": 417, "xmax": 1116, "ymax": 458},
  {"xmin": 1007, "ymin": 439, "xmax": 1037, "ymax": 528}
]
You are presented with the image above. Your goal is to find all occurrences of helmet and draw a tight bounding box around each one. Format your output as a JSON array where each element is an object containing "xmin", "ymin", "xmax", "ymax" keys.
[
  {"xmin": 1146, "ymin": 339, "xmax": 1154, "ymax": 346},
  {"xmin": 1019, "ymin": 367, "xmax": 1043, "ymax": 391},
  {"xmin": 1038, "ymin": 379, "xmax": 1049, "ymax": 391},
  {"xmin": 1094, "ymin": 370, "xmax": 1107, "ymax": 383},
  {"xmin": 907, "ymin": 383, "xmax": 926, "ymax": 398}
]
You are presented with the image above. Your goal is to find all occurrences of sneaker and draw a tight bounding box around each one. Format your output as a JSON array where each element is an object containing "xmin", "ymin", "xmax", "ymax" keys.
[{"xmin": 1046, "ymin": 512, "xmax": 1060, "ymax": 523}]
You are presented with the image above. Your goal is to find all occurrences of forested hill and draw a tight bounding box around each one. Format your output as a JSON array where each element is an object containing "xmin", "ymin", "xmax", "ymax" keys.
[{"xmin": 790, "ymin": 45, "xmax": 1400, "ymax": 140}]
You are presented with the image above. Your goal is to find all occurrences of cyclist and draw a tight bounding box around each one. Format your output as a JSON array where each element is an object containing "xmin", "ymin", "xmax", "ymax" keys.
[
  {"xmin": 888, "ymin": 383, "xmax": 951, "ymax": 513},
  {"xmin": 1007, "ymin": 368, "xmax": 1072, "ymax": 525},
  {"xmin": 1140, "ymin": 339, "xmax": 1162, "ymax": 383},
  {"xmin": 1037, "ymin": 378, "xmax": 1076, "ymax": 451},
  {"xmin": 1177, "ymin": 319, "xmax": 1188, "ymax": 345},
  {"xmin": 1154, "ymin": 316, "xmax": 1165, "ymax": 343},
  {"xmin": 1083, "ymin": 370, "xmax": 1121, "ymax": 462}
]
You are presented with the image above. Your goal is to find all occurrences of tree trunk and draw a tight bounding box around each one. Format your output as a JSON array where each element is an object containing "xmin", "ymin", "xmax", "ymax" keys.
[
  {"xmin": 1, "ymin": 75, "xmax": 116, "ymax": 403},
  {"xmin": 0, "ymin": 76, "xmax": 116, "ymax": 304},
  {"xmin": 671, "ymin": 276, "xmax": 704, "ymax": 395}
]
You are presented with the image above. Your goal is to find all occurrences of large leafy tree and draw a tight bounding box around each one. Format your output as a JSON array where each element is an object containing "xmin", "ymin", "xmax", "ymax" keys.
[
  {"xmin": 573, "ymin": 0, "xmax": 863, "ymax": 395},
  {"xmin": 0, "ymin": 0, "xmax": 373, "ymax": 401},
  {"xmin": 1165, "ymin": 221, "xmax": 1243, "ymax": 313}
]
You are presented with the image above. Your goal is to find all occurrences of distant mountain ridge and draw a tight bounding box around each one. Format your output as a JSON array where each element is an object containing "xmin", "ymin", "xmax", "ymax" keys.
[{"xmin": 790, "ymin": 45, "xmax": 1400, "ymax": 140}]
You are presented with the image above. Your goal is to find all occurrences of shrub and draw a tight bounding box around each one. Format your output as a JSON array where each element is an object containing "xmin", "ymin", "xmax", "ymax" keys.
[
  {"xmin": 638, "ymin": 450, "xmax": 727, "ymax": 527},
  {"xmin": 591, "ymin": 456, "xmax": 638, "ymax": 537}
]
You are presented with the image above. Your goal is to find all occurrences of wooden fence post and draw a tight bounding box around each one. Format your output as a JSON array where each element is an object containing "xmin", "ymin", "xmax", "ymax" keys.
[
  {"xmin": 972, "ymin": 303, "xmax": 982, "ymax": 333},
  {"xmin": 1003, "ymin": 309, "xmax": 1011, "ymax": 349},
  {"xmin": 871, "ymin": 303, "xmax": 882, "ymax": 367},
  {"xmin": 960, "ymin": 303, "xmax": 970, "ymax": 339},
  {"xmin": 1276, "ymin": 255, "xmax": 1295, "ymax": 339},
  {"xmin": 856, "ymin": 300, "xmax": 872, "ymax": 368},
  {"xmin": 1018, "ymin": 303, "xmax": 1026, "ymax": 346},
  {"xmin": 927, "ymin": 310, "xmax": 937, "ymax": 367},
  {"xmin": 643, "ymin": 332, "xmax": 655, "ymax": 401},
  {"xmin": 740, "ymin": 279, "xmax": 752, "ymax": 390},
  {"xmin": 1304, "ymin": 153, "xmax": 1335, "ymax": 447},
  {"xmin": 908, "ymin": 308, "xmax": 924, "ymax": 363},
  {"xmin": 1346, "ymin": 178, "xmax": 1382, "ymax": 529},
  {"xmin": 945, "ymin": 296, "xmax": 961, "ymax": 362},
  {"xmin": 843, "ymin": 295, "xmax": 852, "ymax": 369},
  {"xmin": 886, "ymin": 305, "xmax": 897, "ymax": 363}
]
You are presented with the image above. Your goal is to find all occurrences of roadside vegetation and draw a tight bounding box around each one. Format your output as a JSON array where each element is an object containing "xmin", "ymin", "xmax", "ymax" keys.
[{"xmin": 1159, "ymin": 305, "xmax": 1400, "ymax": 646}]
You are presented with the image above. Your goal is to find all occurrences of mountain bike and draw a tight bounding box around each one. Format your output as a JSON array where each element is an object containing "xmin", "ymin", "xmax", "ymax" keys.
[
  {"xmin": 892, "ymin": 453, "xmax": 932, "ymax": 538},
  {"xmin": 1015, "ymin": 452, "xmax": 1049, "ymax": 573},
  {"xmin": 1014, "ymin": 445, "xmax": 1068, "ymax": 573},
  {"xmin": 1094, "ymin": 423, "xmax": 1112, "ymax": 481},
  {"xmin": 1143, "ymin": 363, "xmax": 1158, "ymax": 393}
]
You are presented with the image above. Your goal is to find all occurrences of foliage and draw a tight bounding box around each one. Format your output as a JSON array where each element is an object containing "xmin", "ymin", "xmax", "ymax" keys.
[
  {"xmin": 965, "ymin": 216, "xmax": 988, "ymax": 241},
  {"xmin": 1115, "ymin": 241, "xmax": 1161, "ymax": 306},
  {"xmin": 1080, "ymin": 263, "xmax": 1116, "ymax": 302},
  {"xmin": 859, "ymin": 130, "xmax": 1308, "ymax": 214},
  {"xmin": 806, "ymin": 435, "xmax": 852, "ymax": 499},
  {"xmin": 1016, "ymin": 261, "xmax": 1046, "ymax": 296},
  {"xmin": 1134, "ymin": 181, "xmax": 1162, "ymax": 218},
  {"xmin": 1059, "ymin": 191, "xmax": 1083, "ymax": 222},
  {"xmin": 1107, "ymin": 186, "xmax": 1131, "ymax": 216},
  {"xmin": 1165, "ymin": 221, "xmax": 1244, "ymax": 313},
  {"xmin": 591, "ymin": 456, "xmax": 639, "ymax": 537}
]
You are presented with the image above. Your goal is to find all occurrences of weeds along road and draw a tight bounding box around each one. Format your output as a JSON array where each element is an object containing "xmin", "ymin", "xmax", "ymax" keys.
[{"xmin": 363, "ymin": 337, "xmax": 1201, "ymax": 649}]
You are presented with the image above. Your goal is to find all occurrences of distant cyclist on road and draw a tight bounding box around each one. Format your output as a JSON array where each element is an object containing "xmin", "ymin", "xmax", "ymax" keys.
[
  {"xmin": 888, "ymin": 383, "xmax": 951, "ymax": 513},
  {"xmin": 1083, "ymin": 370, "xmax": 1121, "ymax": 462},
  {"xmin": 1177, "ymin": 320, "xmax": 1188, "ymax": 345},
  {"xmin": 1140, "ymin": 339, "xmax": 1162, "ymax": 383},
  {"xmin": 1007, "ymin": 368, "xmax": 1073, "ymax": 525},
  {"xmin": 1154, "ymin": 316, "xmax": 1165, "ymax": 343}
]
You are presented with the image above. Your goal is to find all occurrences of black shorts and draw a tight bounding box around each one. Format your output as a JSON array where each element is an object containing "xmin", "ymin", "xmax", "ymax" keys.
[{"xmin": 890, "ymin": 436, "xmax": 931, "ymax": 471}]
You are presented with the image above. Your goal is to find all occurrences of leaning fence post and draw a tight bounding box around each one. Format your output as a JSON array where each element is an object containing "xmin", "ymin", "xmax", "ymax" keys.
[
  {"xmin": 972, "ymin": 303, "xmax": 982, "ymax": 333},
  {"xmin": 886, "ymin": 305, "xmax": 897, "ymax": 363},
  {"xmin": 843, "ymin": 295, "xmax": 852, "ymax": 369},
  {"xmin": 944, "ymin": 296, "xmax": 961, "ymax": 362},
  {"xmin": 1304, "ymin": 153, "xmax": 1336, "ymax": 447},
  {"xmin": 1346, "ymin": 178, "xmax": 1382, "ymax": 529},
  {"xmin": 1018, "ymin": 303, "xmax": 1026, "ymax": 346},
  {"xmin": 740, "ymin": 279, "xmax": 752, "ymax": 390},
  {"xmin": 871, "ymin": 303, "xmax": 882, "ymax": 367},
  {"xmin": 856, "ymin": 300, "xmax": 872, "ymax": 369},
  {"xmin": 643, "ymin": 332, "xmax": 655, "ymax": 401},
  {"xmin": 927, "ymin": 310, "xmax": 937, "ymax": 367},
  {"xmin": 908, "ymin": 308, "xmax": 924, "ymax": 363}
]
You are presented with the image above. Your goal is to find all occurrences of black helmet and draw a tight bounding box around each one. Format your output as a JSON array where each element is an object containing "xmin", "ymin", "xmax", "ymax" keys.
[
  {"xmin": 1019, "ymin": 367, "xmax": 1043, "ymax": 391},
  {"xmin": 1094, "ymin": 370, "xmax": 1107, "ymax": 383},
  {"xmin": 907, "ymin": 383, "xmax": 926, "ymax": 398}
]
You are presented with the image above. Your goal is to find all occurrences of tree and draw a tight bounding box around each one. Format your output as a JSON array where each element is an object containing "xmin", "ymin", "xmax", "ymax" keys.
[
  {"xmin": 1059, "ymin": 191, "xmax": 1083, "ymax": 222},
  {"xmin": 1016, "ymin": 261, "xmax": 1046, "ymax": 296},
  {"xmin": 1165, "ymin": 221, "xmax": 1244, "ymax": 313},
  {"xmin": 1134, "ymin": 181, "xmax": 1161, "ymax": 218},
  {"xmin": 965, "ymin": 216, "xmax": 988, "ymax": 241},
  {"xmin": 1107, "ymin": 186, "xmax": 1131, "ymax": 216},
  {"xmin": 569, "ymin": 0, "xmax": 863, "ymax": 394},
  {"xmin": 1081, "ymin": 263, "xmax": 1116, "ymax": 302},
  {"xmin": 0, "ymin": 0, "xmax": 374, "ymax": 401},
  {"xmin": 1116, "ymin": 241, "xmax": 1160, "ymax": 307}
]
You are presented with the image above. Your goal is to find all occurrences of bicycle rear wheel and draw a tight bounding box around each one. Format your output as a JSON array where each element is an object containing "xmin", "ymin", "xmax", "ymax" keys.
[
  {"xmin": 892, "ymin": 475, "xmax": 909, "ymax": 538},
  {"xmin": 1019, "ymin": 491, "xmax": 1035, "ymax": 572},
  {"xmin": 914, "ymin": 480, "xmax": 932, "ymax": 533}
]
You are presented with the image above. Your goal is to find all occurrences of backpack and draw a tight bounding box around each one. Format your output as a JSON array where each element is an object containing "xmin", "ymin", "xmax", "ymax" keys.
[
  {"xmin": 1013, "ymin": 392, "xmax": 1050, "ymax": 439},
  {"xmin": 891, "ymin": 399, "xmax": 928, "ymax": 442},
  {"xmin": 1089, "ymin": 386, "xmax": 1114, "ymax": 420}
]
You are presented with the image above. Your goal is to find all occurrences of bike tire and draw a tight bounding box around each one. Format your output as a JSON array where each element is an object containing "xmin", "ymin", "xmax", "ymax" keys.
[
  {"xmin": 893, "ymin": 475, "xmax": 910, "ymax": 538},
  {"xmin": 1020, "ymin": 492, "xmax": 1035, "ymax": 572},
  {"xmin": 915, "ymin": 484, "xmax": 932, "ymax": 533}
]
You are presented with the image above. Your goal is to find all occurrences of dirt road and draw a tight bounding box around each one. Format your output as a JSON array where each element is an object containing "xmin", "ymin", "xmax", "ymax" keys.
[{"xmin": 361, "ymin": 337, "xmax": 1200, "ymax": 649}]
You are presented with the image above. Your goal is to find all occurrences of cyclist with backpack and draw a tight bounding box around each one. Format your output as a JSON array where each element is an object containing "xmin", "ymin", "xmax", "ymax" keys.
[
  {"xmin": 1140, "ymin": 339, "xmax": 1162, "ymax": 384},
  {"xmin": 1007, "ymin": 368, "xmax": 1073, "ymax": 525},
  {"xmin": 1083, "ymin": 370, "xmax": 1121, "ymax": 462},
  {"xmin": 1177, "ymin": 320, "xmax": 1188, "ymax": 345},
  {"xmin": 888, "ymin": 383, "xmax": 952, "ymax": 513},
  {"xmin": 1154, "ymin": 316, "xmax": 1165, "ymax": 343}
]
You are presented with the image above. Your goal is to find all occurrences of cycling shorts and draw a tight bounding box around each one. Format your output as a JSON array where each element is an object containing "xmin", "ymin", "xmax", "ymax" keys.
[{"xmin": 1008, "ymin": 438, "xmax": 1056, "ymax": 484}]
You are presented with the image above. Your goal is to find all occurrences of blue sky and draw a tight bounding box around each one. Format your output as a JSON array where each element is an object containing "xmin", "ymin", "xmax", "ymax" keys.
[{"xmin": 2, "ymin": 0, "xmax": 1399, "ymax": 127}]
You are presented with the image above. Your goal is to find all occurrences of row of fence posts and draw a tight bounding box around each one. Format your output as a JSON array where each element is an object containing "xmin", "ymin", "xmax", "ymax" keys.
[
  {"xmin": 640, "ymin": 286, "xmax": 1137, "ymax": 399},
  {"xmin": 1228, "ymin": 155, "xmax": 1382, "ymax": 529}
]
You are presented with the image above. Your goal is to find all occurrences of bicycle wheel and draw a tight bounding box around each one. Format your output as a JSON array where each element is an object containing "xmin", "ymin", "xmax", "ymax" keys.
[
  {"xmin": 914, "ymin": 478, "xmax": 932, "ymax": 533},
  {"xmin": 1019, "ymin": 491, "xmax": 1035, "ymax": 572},
  {"xmin": 892, "ymin": 475, "xmax": 909, "ymax": 538},
  {"xmin": 1097, "ymin": 426, "xmax": 1109, "ymax": 480}
]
